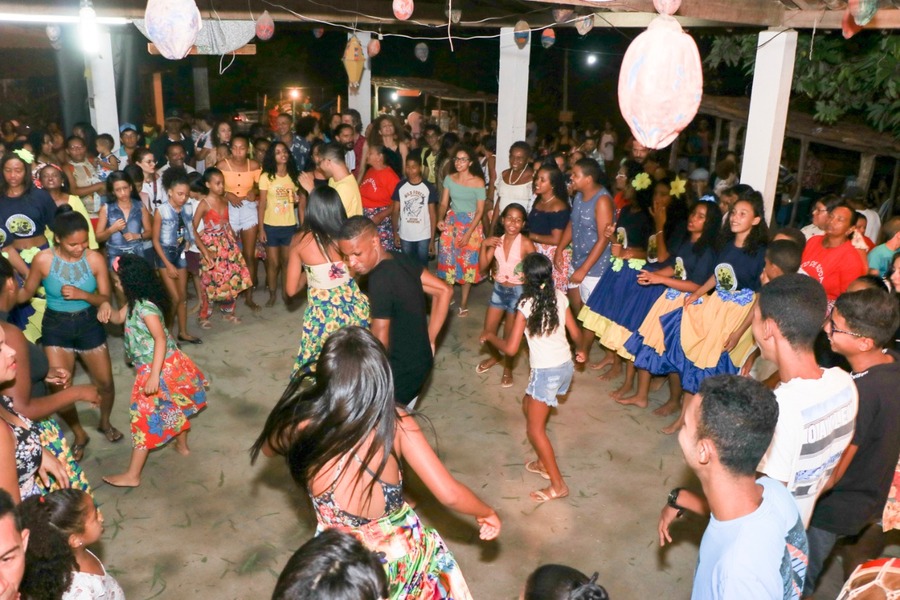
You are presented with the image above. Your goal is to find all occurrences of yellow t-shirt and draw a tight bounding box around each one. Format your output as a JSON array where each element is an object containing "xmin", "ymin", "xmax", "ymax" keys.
[
  {"xmin": 329, "ymin": 175, "xmax": 363, "ymax": 217},
  {"xmin": 45, "ymin": 195, "xmax": 99, "ymax": 250},
  {"xmin": 259, "ymin": 173, "xmax": 299, "ymax": 226}
]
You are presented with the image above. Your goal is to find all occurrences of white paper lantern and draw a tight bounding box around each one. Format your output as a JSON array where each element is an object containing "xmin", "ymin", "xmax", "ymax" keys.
[
  {"xmin": 575, "ymin": 15, "xmax": 594, "ymax": 36},
  {"xmin": 255, "ymin": 10, "xmax": 274, "ymax": 41},
  {"xmin": 144, "ymin": 0, "xmax": 202, "ymax": 60},
  {"xmin": 414, "ymin": 42, "xmax": 429, "ymax": 62}
]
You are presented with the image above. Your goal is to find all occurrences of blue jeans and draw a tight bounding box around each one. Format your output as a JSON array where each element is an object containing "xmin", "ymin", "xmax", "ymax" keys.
[
  {"xmin": 400, "ymin": 238, "xmax": 430, "ymax": 266},
  {"xmin": 804, "ymin": 525, "xmax": 838, "ymax": 596}
]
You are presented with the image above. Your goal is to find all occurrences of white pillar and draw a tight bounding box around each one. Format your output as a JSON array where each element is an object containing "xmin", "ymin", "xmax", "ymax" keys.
[
  {"xmin": 496, "ymin": 27, "xmax": 531, "ymax": 175},
  {"xmin": 739, "ymin": 28, "xmax": 798, "ymax": 225},
  {"xmin": 348, "ymin": 32, "xmax": 372, "ymax": 131},
  {"xmin": 85, "ymin": 29, "xmax": 120, "ymax": 147}
]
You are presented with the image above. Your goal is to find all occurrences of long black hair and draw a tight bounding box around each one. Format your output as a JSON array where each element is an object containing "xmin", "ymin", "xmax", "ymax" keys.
[
  {"xmin": 0, "ymin": 152, "xmax": 33, "ymax": 196},
  {"xmin": 263, "ymin": 141, "xmax": 300, "ymax": 184},
  {"xmin": 116, "ymin": 253, "xmax": 171, "ymax": 318},
  {"xmin": 50, "ymin": 205, "xmax": 89, "ymax": 243},
  {"xmin": 302, "ymin": 186, "xmax": 347, "ymax": 254},
  {"xmin": 538, "ymin": 166, "xmax": 569, "ymax": 205},
  {"xmin": 250, "ymin": 327, "xmax": 397, "ymax": 499},
  {"xmin": 691, "ymin": 199, "xmax": 723, "ymax": 257},
  {"xmin": 105, "ymin": 169, "xmax": 137, "ymax": 202},
  {"xmin": 716, "ymin": 187, "xmax": 768, "ymax": 256},
  {"xmin": 519, "ymin": 253, "xmax": 560, "ymax": 337}
]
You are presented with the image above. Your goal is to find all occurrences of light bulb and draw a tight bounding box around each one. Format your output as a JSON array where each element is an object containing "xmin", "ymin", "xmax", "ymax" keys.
[{"xmin": 79, "ymin": 0, "xmax": 99, "ymax": 55}]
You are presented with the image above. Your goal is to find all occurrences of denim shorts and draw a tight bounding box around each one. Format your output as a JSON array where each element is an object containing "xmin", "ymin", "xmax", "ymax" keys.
[
  {"xmin": 264, "ymin": 224, "xmax": 296, "ymax": 247},
  {"xmin": 526, "ymin": 360, "xmax": 574, "ymax": 407},
  {"xmin": 41, "ymin": 307, "xmax": 107, "ymax": 352},
  {"xmin": 228, "ymin": 199, "xmax": 258, "ymax": 232},
  {"xmin": 154, "ymin": 245, "xmax": 187, "ymax": 270},
  {"xmin": 489, "ymin": 281, "xmax": 523, "ymax": 314}
]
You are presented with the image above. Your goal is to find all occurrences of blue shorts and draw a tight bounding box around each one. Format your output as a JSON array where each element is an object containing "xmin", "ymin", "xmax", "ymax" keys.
[
  {"xmin": 264, "ymin": 224, "xmax": 296, "ymax": 247},
  {"xmin": 154, "ymin": 245, "xmax": 187, "ymax": 270},
  {"xmin": 489, "ymin": 281, "xmax": 523, "ymax": 314},
  {"xmin": 41, "ymin": 307, "xmax": 108, "ymax": 352},
  {"xmin": 526, "ymin": 361, "xmax": 574, "ymax": 407}
]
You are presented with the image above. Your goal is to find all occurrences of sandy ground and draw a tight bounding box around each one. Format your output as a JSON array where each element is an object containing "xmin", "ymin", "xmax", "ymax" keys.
[{"xmin": 65, "ymin": 281, "xmax": 866, "ymax": 599}]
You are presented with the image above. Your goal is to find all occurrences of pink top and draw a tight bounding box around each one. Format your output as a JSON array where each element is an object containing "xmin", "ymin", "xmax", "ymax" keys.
[{"xmin": 495, "ymin": 233, "xmax": 524, "ymax": 285}]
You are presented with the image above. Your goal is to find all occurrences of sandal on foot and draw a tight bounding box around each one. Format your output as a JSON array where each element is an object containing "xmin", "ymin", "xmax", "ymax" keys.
[
  {"xmin": 223, "ymin": 314, "xmax": 242, "ymax": 324},
  {"xmin": 177, "ymin": 335, "xmax": 203, "ymax": 345},
  {"xmin": 501, "ymin": 373, "xmax": 514, "ymax": 388},
  {"xmin": 98, "ymin": 426, "xmax": 124, "ymax": 443},
  {"xmin": 525, "ymin": 460, "xmax": 550, "ymax": 480},
  {"xmin": 198, "ymin": 319, "xmax": 212, "ymax": 330},
  {"xmin": 457, "ymin": 306, "xmax": 469, "ymax": 317},
  {"xmin": 531, "ymin": 486, "xmax": 569, "ymax": 503},
  {"xmin": 475, "ymin": 359, "xmax": 496, "ymax": 374},
  {"xmin": 71, "ymin": 437, "xmax": 90, "ymax": 462}
]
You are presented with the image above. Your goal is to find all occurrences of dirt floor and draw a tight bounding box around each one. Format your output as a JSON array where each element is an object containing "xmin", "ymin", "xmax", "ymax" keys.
[{"xmin": 68, "ymin": 281, "xmax": 865, "ymax": 599}]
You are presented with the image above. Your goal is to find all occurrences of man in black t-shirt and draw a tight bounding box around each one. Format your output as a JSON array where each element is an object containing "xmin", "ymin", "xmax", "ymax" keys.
[
  {"xmin": 338, "ymin": 217, "xmax": 452, "ymax": 407},
  {"xmin": 804, "ymin": 288, "xmax": 900, "ymax": 596}
]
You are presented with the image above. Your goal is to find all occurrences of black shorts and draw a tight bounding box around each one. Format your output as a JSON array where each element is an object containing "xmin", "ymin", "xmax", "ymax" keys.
[
  {"xmin": 41, "ymin": 307, "xmax": 107, "ymax": 351},
  {"xmin": 264, "ymin": 224, "xmax": 296, "ymax": 247}
]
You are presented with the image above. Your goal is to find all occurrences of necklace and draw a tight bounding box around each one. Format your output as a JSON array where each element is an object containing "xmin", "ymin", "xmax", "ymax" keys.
[
  {"xmin": 539, "ymin": 194, "xmax": 556, "ymax": 206},
  {"xmin": 509, "ymin": 167, "xmax": 527, "ymax": 185}
]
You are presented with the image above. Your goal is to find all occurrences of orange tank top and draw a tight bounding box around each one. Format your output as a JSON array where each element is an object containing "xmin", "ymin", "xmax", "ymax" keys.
[{"xmin": 222, "ymin": 159, "xmax": 261, "ymax": 198}]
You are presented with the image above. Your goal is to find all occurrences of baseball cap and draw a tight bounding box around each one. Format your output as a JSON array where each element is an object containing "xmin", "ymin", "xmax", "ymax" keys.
[
  {"xmin": 119, "ymin": 122, "xmax": 138, "ymax": 133},
  {"xmin": 689, "ymin": 168, "xmax": 709, "ymax": 181}
]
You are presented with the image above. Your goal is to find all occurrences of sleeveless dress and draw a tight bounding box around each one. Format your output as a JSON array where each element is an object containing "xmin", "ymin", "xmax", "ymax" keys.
[
  {"xmin": 198, "ymin": 201, "xmax": 252, "ymax": 319},
  {"xmin": 124, "ymin": 300, "xmax": 208, "ymax": 449},
  {"xmin": 292, "ymin": 241, "xmax": 369, "ymax": 377},
  {"xmin": 311, "ymin": 455, "xmax": 473, "ymax": 600},
  {"xmin": 528, "ymin": 205, "xmax": 571, "ymax": 292},
  {"xmin": 61, "ymin": 550, "xmax": 125, "ymax": 600},
  {"xmin": 1, "ymin": 395, "xmax": 42, "ymax": 500}
]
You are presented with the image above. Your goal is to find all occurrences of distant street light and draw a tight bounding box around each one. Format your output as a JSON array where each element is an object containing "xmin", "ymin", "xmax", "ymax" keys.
[
  {"xmin": 391, "ymin": 91, "xmax": 399, "ymax": 101},
  {"xmin": 289, "ymin": 89, "xmax": 300, "ymax": 99}
]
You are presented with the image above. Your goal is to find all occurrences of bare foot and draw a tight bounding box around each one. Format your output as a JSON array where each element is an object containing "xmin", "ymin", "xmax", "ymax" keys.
[
  {"xmin": 103, "ymin": 474, "xmax": 141, "ymax": 488},
  {"xmin": 615, "ymin": 392, "xmax": 649, "ymax": 408},
  {"xmin": 588, "ymin": 355, "xmax": 613, "ymax": 371},
  {"xmin": 265, "ymin": 291, "xmax": 277, "ymax": 308},
  {"xmin": 649, "ymin": 376, "xmax": 666, "ymax": 392},
  {"xmin": 597, "ymin": 364, "xmax": 622, "ymax": 381},
  {"xmin": 245, "ymin": 296, "xmax": 261, "ymax": 313},
  {"xmin": 187, "ymin": 302, "xmax": 200, "ymax": 315},
  {"xmin": 173, "ymin": 434, "xmax": 191, "ymax": 456},
  {"xmin": 609, "ymin": 381, "xmax": 633, "ymax": 399},
  {"xmin": 652, "ymin": 398, "xmax": 681, "ymax": 417},
  {"xmin": 660, "ymin": 417, "xmax": 684, "ymax": 435}
]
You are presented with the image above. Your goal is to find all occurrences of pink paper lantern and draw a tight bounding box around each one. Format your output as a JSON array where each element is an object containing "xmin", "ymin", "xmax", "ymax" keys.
[
  {"xmin": 618, "ymin": 15, "xmax": 702, "ymax": 150},
  {"xmin": 367, "ymin": 38, "xmax": 381, "ymax": 57},
  {"xmin": 552, "ymin": 8, "xmax": 574, "ymax": 24},
  {"xmin": 653, "ymin": 0, "xmax": 682, "ymax": 16},
  {"xmin": 256, "ymin": 10, "xmax": 274, "ymax": 41},
  {"xmin": 144, "ymin": 0, "xmax": 202, "ymax": 60},
  {"xmin": 393, "ymin": 0, "xmax": 414, "ymax": 20}
]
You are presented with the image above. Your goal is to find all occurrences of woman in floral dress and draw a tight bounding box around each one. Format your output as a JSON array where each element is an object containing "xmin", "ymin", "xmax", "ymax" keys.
[
  {"xmin": 285, "ymin": 187, "xmax": 368, "ymax": 377},
  {"xmin": 103, "ymin": 255, "xmax": 208, "ymax": 488}
]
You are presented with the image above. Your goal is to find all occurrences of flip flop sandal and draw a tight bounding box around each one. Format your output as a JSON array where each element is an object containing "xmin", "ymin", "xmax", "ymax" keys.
[
  {"xmin": 531, "ymin": 487, "xmax": 569, "ymax": 503},
  {"xmin": 501, "ymin": 373, "xmax": 514, "ymax": 388},
  {"xmin": 71, "ymin": 437, "xmax": 90, "ymax": 462},
  {"xmin": 475, "ymin": 360, "xmax": 496, "ymax": 374},
  {"xmin": 457, "ymin": 306, "xmax": 469, "ymax": 317},
  {"xmin": 98, "ymin": 426, "xmax": 124, "ymax": 443},
  {"xmin": 525, "ymin": 460, "xmax": 550, "ymax": 480}
]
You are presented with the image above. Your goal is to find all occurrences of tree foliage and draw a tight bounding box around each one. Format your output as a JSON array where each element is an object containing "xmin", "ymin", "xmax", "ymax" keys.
[{"xmin": 705, "ymin": 31, "xmax": 900, "ymax": 138}]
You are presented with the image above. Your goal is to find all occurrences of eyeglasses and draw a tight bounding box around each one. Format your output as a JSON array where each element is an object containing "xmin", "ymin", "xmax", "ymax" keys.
[
  {"xmin": 454, "ymin": 157, "xmax": 470, "ymax": 163},
  {"xmin": 812, "ymin": 208, "xmax": 828, "ymax": 214},
  {"xmin": 827, "ymin": 316, "xmax": 864, "ymax": 339}
]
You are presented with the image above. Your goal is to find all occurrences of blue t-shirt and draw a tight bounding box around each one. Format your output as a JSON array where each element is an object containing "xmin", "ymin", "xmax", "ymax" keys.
[
  {"xmin": 867, "ymin": 243, "xmax": 895, "ymax": 277},
  {"xmin": 692, "ymin": 477, "xmax": 808, "ymax": 600},
  {"xmin": 714, "ymin": 241, "xmax": 767, "ymax": 293},
  {"xmin": 673, "ymin": 239, "xmax": 716, "ymax": 286}
]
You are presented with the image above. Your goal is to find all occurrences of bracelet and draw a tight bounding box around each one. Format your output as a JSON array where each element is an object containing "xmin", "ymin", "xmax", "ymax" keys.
[{"xmin": 667, "ymin": 487, "xmax": 686, "ymax": 518}]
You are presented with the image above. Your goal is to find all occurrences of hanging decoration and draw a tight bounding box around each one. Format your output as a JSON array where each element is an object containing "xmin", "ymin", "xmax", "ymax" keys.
[
  {"xmin": 255, "ymin": 10, "xmax": 274, "ymax": 40},
  {"xmin": 144, "ymin": 0, "xmax": 202, "ymax": 60},
  {"xmin": 617, "ymin": 0, "xmax": 702, "ymax": 149},
  {"xmin": 414, "ymin": 42, "xmax": 429, "ymax": 62},
  {"xmin": 575, "ymin": 15, "xmax": 594, "ymax": 36},
  {"xmin": 45, "ymin": 24, "xmax": 62, "ymax": 50},
  {"xmin": 841, "ymin": 10, "xmax": 863, "ymax": 38},
  {"xmin": 367, "ymin": 37, "xmax": 381, "ymax": 57},
  {"xmin": 652, "ymin": 0, "xmax": 681, "ymax": 15},
  {"xmin": 313, "ymin": 27, "xmax": 324, "ymax": 38},
  {"xmin": 552, "ymin": 8, "xmax": 574, "ymax": 24},
  {"xmin": 343, "ymin": 35, "xmax": 366, "ymax": 88},
  {"xmin": 541, "ymin": 29, "xmax": 556, "ymax": 49},
  {"xmin": 513, "ymin": 20, "xmax": 530, "ymax": 49},
  {"xmin": 849, "ymin": 0, "xmax": 878, "ymax": 25},
  {"xmin": 393, "ymin": 0, "xmax": 414, "ymax": 20},
  {"xmin": 445, "ymin": 8, "xmax": 462, "ymax": 24}
]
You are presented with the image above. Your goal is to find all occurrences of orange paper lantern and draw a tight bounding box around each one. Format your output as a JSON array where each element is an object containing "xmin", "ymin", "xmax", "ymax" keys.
[
  {"xmin": 618, "ymin": 15, "xmax": 702, "ymax": 150},
  {"xmin": 256, "ymin": 10, "xmax": 274, "ymax": 40}
]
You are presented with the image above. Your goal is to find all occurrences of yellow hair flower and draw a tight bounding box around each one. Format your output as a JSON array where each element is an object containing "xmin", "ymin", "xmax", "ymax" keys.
[
  {"xmin": 632, "ymin": 172, "xmax": 652, "ymax": 192},
  {"xmin": 12, "ymin": 148, "xmax": 34, "ymax": 165},
  {"xmin": 670, "ymin": 177, "xmax": 686, "ymax": 198}
]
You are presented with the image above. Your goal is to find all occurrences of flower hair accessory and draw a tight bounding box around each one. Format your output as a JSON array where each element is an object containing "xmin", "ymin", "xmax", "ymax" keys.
[
  {"xmin": 632, "ymin": 172, "xmax": 652, "ymax": 192},
  {"xmin": 670, "ymin": 177, "xmax": 686, "ymax": 198},
  {"xmin": 12, "ymin": 148, "xmax": 34, "ymax": 165}
]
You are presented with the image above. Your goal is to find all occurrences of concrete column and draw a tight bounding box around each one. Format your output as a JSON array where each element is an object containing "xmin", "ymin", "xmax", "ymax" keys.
[
  {"xmin": 496, "ymin": 26, "xmax": 531, "ymax": 175},
  {"xmin": 193, "ymin": 59, "xmax": 211, "ymax": 112},
  {"xmin": 85, "ymin": 29, "xmax": 120, "ymax": 144},
  {"xmin": 739, "ymin": 28, "xmax": 798, "ymax": 225},
  {"xmin": 348, "ymin": 32, "xmax": 372, "ymax": 131}
]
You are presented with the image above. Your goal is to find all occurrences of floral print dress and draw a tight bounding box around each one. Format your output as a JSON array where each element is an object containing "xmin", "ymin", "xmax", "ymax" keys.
[
  {"xmin": 292, "ymin": 258, "xmax": 369, "ymax": 377},
  {"xmin": 1, "ymin": 396, "xmax": 42, "ymax": 499},
  {"xmin": 124, "ymin": 300, "xmax": 208, "ymax": 449},
  {"xmin": 198, "ymin": 202, "xmax": 252, "ymax": 318}
]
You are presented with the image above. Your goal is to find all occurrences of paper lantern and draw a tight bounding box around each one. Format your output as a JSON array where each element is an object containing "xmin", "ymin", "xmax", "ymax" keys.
[
  {"xmin": 46, "ymin": 24, "xmax": 62, "ymax": 50},
  {"xmin": 313, "ymin": 27, "xmax": 324, "ymax": 38},
  {"xmin": 842, "ymin": 9, "xmax": 864, "ymax": 38},
  {"xmin": 849, "ymin": 0, "xmax": 877, "ymax": 25},
  {"xmin": 513, "ymin": 20, "xmax": 530, "ymax": 49},
  {"xmin": 343, "ymin": 35, "xmax": 366, "ymax": 88},
  {"xmin": 552, "ymin": 8, "xmax": 574, "ymax": 23},
  {"xmin": 618, "ymin": 15, "xmax": 702, "ymax": 150},
  {"xmin": 255, "ymin": 10, "xmax": 274, "ymax": 41},
  {"xmin": 414, "ymin": 42, "xmax": 429, "ymax": 62},
  {"xmin": 445, "ymin": 8, "xmax": 462, "ymax": 23},
  {"xmin": 367, "ymin": 38, "xmax": 381, "ymax": 57},
  {"xmin": 653, "ymin": 0, "xmax": 681, "ymax": 16},
  {"xmin": 541, "ymin": 29, "xmax": 556, "ymax": 49},
  {"xmin": 144, "ymin": 0, "xmax": 202, "ymax": 60},
  {"xmin": 575, "ymin": 15, "xmax": 594, "ymax": 36},
  {"xmin": 393, "ymin": 0, "xmax": 414, "ymax": 20}
]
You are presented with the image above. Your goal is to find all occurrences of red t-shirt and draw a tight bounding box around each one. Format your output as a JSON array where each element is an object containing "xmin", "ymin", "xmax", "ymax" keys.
[
  {"xmin": 360, "ymin": 167, "xmax": 400, "ymax": 210},
  {"xmin": 800, "ymin": 235, "xmax": 867, "ymax": 301}
]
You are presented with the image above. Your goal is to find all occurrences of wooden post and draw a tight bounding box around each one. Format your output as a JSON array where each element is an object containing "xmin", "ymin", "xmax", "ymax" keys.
[
  {"xmin": 727, "ymin": 121, "xmax": 741, "ymax": 152},
  {"xmin": 710, "ymin": 118, "xmax": 722, "ymax": 169},
  {"xmin": 152, "ymin": 72, "xmax": 164, "ymax": 129},
  {"xmin": 858, "ymin": 152, "xmax": 877, "ymax": 196},
  {"xmin": 790, "ymin": 138, "xmax": 809, "ymax": 226}
]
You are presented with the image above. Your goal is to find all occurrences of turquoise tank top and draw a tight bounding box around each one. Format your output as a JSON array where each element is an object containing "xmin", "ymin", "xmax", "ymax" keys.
[{"xmin": 44, "ymin": 253, "xmax": 97, "ymax": 312}]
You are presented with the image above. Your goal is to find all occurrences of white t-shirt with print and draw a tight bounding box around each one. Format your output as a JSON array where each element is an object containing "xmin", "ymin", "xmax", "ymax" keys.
[{"xmin": 518, "ymin": 289, "xmax": 572, "ymax": 369}]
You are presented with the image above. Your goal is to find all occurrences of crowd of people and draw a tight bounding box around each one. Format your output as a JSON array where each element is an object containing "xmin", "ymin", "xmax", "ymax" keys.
[{"xmin": 0, "ymin": 108, "xmax": 898, "ymax": 599}]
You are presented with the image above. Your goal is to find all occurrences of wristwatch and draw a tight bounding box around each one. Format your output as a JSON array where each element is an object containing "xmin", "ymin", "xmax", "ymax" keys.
[{"xmin": 667, "ymin": 487, "xmax": 686, "ymax": 518}]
